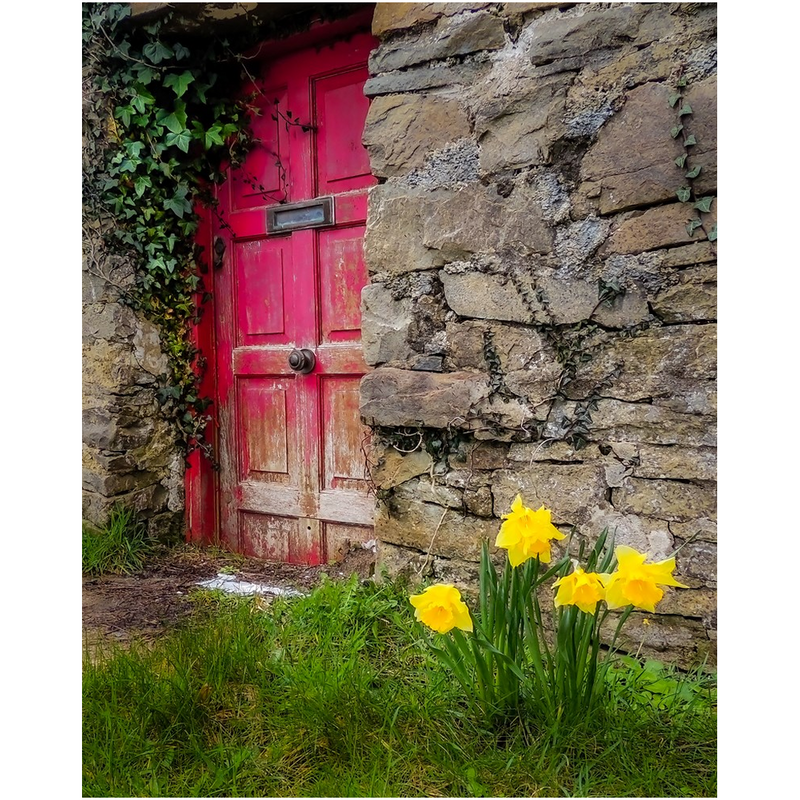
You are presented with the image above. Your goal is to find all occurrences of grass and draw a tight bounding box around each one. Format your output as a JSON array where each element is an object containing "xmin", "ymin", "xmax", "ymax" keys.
[
  {"xmin": 83, "ymin": 574, "xmax": 716, "ymax": 797},
  {"xmin": 82, "ymin": 505, "xmax": 152, "ymax": 576}
]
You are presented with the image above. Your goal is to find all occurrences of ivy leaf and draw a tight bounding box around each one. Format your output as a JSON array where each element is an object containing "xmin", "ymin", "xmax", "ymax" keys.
[
  {"xmin": 693, "ymin": 196, "xmax": 714, "ymax": 213},
  {"xmin": 158, "ymin": 100, "xmax": 188, "ymax": 135},
  {"xmin": 162, "ymin": 115, "xmax": 183, "ymax": 135},
  {"xmin": 668, "ymin": 93, "xmax": 681, "ymax": 108},
  {"xmin": 193, "ymin": 81, "xmax": 210, "ymax": 104},
  {"xmin": 686, "ymin": 218, "xmax": 703, "ymax": 237},
  {"xmin": 707, "ymin": 224, "xmax": 717, "ymax": 242},
  {"xmin": 684, "ymin": 134, "xmax": 697, "ymax": 146},
  {"xmin": 133, "ymin": 65, "xmax": 158, "ymax": 85},
  {"xmin": 165, "ymin": 130, "xmax": 192, "ymax": 152},
  {"xmin": 685, "ymin": 165, "xmax": 702, "ymax": 179},
  {"xmin": 676, "ymin": 76, "xmax": 688, "ymax": 87},
  {"xmin": 114, "ymin": 105, "xmax": 133, "ymax": 127},
  {"xmin": 134, "ymin": 175, "xmax": 152, "ymax": 197},
  {"xmin": 164, "ymin": 185, "xmax": 192, "ymax": 217},
  {"xmin": 670, "ymin": 124, "xmax": 684, "ymax": 139},
  {"xmin": 204, "ymin": 124, "xmax": 224, "ymax": 148},
  {"xmin": 674, "ymin": 154, "xmax": 687, "ymax": 168},
  {"xmin": 676, "ymin": 186, "xmax": 691, "ymax": 202},
  {"xmin": 131, "ymin": 83, "xmax": 156, "ymax": 110},
  {"xmin": 125, "ymin": 140, "xmax": 145, "ymax": 158},
  {"xmin": 678, "ymin": 103, "xmax": 693, "ymax": 117},
  {"xmin": 163, "ymin": 70, "xmax": 195, "ymax": 98},
  {"xmin": 142, "ymin": 40, "xmax": 174, "ymax": 64},
  {"xmin": 173, "ymin": 42, "xmax": 191, "ymax": 61}
]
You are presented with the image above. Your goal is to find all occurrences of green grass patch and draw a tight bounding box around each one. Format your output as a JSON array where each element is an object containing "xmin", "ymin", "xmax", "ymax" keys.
[
  {"xmin": 82, "ymin": 505, "xmax": 152, "ymax": 576},
  {"xmin": 83, "ymin": 575, "xmax": 716, "ymax": 797}
]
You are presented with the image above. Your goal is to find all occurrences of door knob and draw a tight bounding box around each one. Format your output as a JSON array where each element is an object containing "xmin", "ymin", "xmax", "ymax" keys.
[{"xmin": 288, "ymin": 348, "xmax": 316, "ymax": 374}]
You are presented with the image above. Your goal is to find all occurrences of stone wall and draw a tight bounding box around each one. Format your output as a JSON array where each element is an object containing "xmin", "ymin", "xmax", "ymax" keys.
[
  {"xmin": 82, "ymin": 52, "xmax": 185, "ymax": 540},
  {"xmin": 359, "ymin": 1, "xmax": 717, "ymax": 667}
]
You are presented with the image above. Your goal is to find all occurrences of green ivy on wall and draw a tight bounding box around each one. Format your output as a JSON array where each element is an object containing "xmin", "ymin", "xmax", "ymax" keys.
[
  {"xmin": 82, "ymin": 3, "xmax": 259, "ymax": 463},
  {"xmin": 669, "ymin": 75, "xmax": 717, "ymax": 242}
]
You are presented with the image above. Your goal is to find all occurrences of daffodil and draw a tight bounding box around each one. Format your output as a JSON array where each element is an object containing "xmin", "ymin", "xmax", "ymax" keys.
[
  {"xmin": 553, "ymin": 566, "xmax": 606, "ymax": 614},
  {"xmin": 600, "ymin": 545, "xmax": 688, "ymax": 613},
  {"xmin": 495, "ymin": 495, "xmax": 566, "ymax": 567},
  {"xmin": 409, "ymin": 584, "xmax": 474, "ymax": 634}
]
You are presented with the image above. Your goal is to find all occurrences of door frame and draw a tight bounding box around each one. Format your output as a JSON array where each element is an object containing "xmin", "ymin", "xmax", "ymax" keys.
[{"xmin": 185, "ymin": 6, "xmax": 376, "ymax": 547}]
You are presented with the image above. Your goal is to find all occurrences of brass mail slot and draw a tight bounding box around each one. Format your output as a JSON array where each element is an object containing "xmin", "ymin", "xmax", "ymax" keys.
[{"xmin": 266, "ymin": 196, "xmax": 335, "ymax": 234}]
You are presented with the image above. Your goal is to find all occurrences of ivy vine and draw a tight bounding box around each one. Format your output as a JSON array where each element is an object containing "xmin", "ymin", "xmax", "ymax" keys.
[
  {"xmin": 82, "ymin": 3, "xmax": 263, "ymax": 463},
  {"xmin": 669, "ymin": 75, "xmax": 717, "ymax": 242}
]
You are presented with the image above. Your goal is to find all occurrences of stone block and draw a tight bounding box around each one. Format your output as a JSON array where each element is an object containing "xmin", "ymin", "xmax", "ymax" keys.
[
  {"xmin": 464, "ymin": 485, "xmax": 494, "ymax": 517},
  {"xmin": 376, "ymin": 493, "xmax": 498, "ymax": 561},
  {"xmin": 361, "ymin": 283, "xmax": 415, "ymax": 365},
  {"xmin": 529, "ymin": 4, "xmax": 655, "ymax": 68},
  {"xmin": 580, "ymin": 77, "xmax": 717, "ymax": 214},
  {"xmin": 375, "ymin": 539, "xmax": 431, "ymax": 580},
  {"xmin": 372, "ymin": 3, "xmax": 444, "ymax": 37},
  {"xmin": 364, "ymin": 59, "xmax": 491, "ymax": 97},
  {"xmin": 441, "ymin": 271, "xmax": 535, "ymax": 324},
  {"xmin": 82, "ymin": 407, "xmax": 156, "ymax": 451},
  {"xmin": 670, "ymin": 517, "xmax": 716, "ymax": 543},
  {"xmin": 82, "ymin": 467, "xmax": 159, "ymax": 497},
  {"xmin": 362, "ymin": 94, "xmax": 471, "ymax": 178},
  {"xmin": 602, "ymin": 201, "xmax": 717, "ymax": 256},
  {"xmin": 372, "ymin": 3, "xmax": 493, "ymax": 37},
  {"xmin": 632, "ymin": 444, "xmax": 717, "ymax": 482},
  {"xmin": 470, "ymin": 394, "xmax": 538, "ymax": 436},
  {"xmin": 429, "ymin": 555, "xmax": 483, "ymax": 593},
  {"xmin": 364, "ymin": 185, "xmax": 438, "ymax": 275},
  {"xmin": 372, "ymin": 447, "xmax": 434, "ymax": 489},
  {"xmin": 606, "ymin": 612, "xmax": 712, "ymax": 669},
  {"xmin": 464, "ymin": 442, "xmax": 510, "ymax": 471},
  {"xmin": 507, "ymin": 440, "xmax": 595, "ymax": 465},
  {"xmin": 360, "ymin": 367, "xmax": 490, "ymax": 429},
  {"xmin": 423, "ymin": 182, "xmax": 553, "ymax": 258},
  {"xmin": 612, "ymin": 478, "xmax": 716, "ymax": 522},
  {"xmin": 503, "ymin": 3, "xmax": 571, "ymax": 19},
  {"xmin": 446, "ymin": 319, "xmax": 551, "ymax": 372},
  {"xmin": 475, "ymin": 74, "xmax": 571, "ymax": 173},
  {"xmin": 656, "ymin": 587, "xmax": 716, "ymax": 628},
  {"xmin": 535, "ymin": 274, "xmax": 649, "ymax": 328},
  {"xmin": 491, "ymin": 463, "xmax": 609, "ymax": 530},
  {"xmin": 395, "ymin": 478, "xmax": 463, "ymax": 510},
  {"xmin": 651, "ymin": 266, "xmax": 717, "ymax": 323},
  {"xmin": 658, "ymin": 241, "xmax": 717, "ymax": 269},
  {"xmin": 370, "ymin": 8, "xmax": 506, "ymax": 72},
  {"xmin": 588, "ymin": 399, "xmax": 716, "ymax": 448},
  {"xmin": 565, "ymin": 325, "xmax": 716, "ymax": 404},
  {"xmin": 677, "ymin": 540, "xmax": 717, "ymax": 585},
  {"xmin": 587, "ymin": 507, "xmax": 674, "ymax": 561}
]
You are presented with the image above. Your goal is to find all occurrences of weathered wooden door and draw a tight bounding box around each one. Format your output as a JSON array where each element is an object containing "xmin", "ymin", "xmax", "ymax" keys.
[{"xmin": 213, "ymin": 28, "xmax": 377, "ymax": 564}]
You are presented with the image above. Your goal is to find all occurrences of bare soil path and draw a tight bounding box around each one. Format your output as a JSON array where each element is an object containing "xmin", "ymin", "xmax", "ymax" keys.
[{"xmin": 82, "ymin": 544, "xmax": 376, "ymax": 652}]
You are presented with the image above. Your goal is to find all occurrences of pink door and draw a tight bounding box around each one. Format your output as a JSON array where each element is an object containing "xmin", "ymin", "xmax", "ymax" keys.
[{"xmin": 213, "ymin": 28, "xmax": 377, "ymax": 564}]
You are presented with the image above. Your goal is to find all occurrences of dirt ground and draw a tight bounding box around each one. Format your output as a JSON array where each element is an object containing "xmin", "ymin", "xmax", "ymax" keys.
[{"xmin": 82, "ymin": 543, "xmax": 377, "ymax": 651}]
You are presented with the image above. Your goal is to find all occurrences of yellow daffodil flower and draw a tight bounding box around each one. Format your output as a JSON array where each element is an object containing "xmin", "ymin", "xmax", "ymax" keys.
[
  {"xmin": 495, "ymin": 495, "xmax": 566, "ymax": 567},
  {"xmin": 553, "ymin": 567, "xmax": 606, "ymax": 614},
  {"xmin": 409, "ymin": 584, "xmax": 474, "ymax": 634},
  {"xmin": 599, "ymin": 545, "xmax": 688, "ymax": 613}
]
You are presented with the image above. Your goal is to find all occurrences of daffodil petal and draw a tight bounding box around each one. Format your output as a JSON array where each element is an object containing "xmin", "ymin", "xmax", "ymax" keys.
[{"xmin": 615, "ymin": 545, "xmax": 647, "ymax": 570}]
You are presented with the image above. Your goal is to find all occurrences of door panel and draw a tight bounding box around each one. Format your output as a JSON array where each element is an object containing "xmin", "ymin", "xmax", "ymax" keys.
[
  {"xmin": 319, "ymin": 226, "xmax": 368, "ymax": 342},
  {"xmin": 214, "ymin": 29, "xmax": 377, "ymax": 565}
]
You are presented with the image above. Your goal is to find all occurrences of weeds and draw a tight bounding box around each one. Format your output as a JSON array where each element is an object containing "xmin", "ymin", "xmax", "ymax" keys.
[
  {"xmin": 83, "ymin": 575, "xmax": 716, "ymax": 797},
  {"xmin": 82, "ymin": 505, "xmax": 152, "ymax": 575}
]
